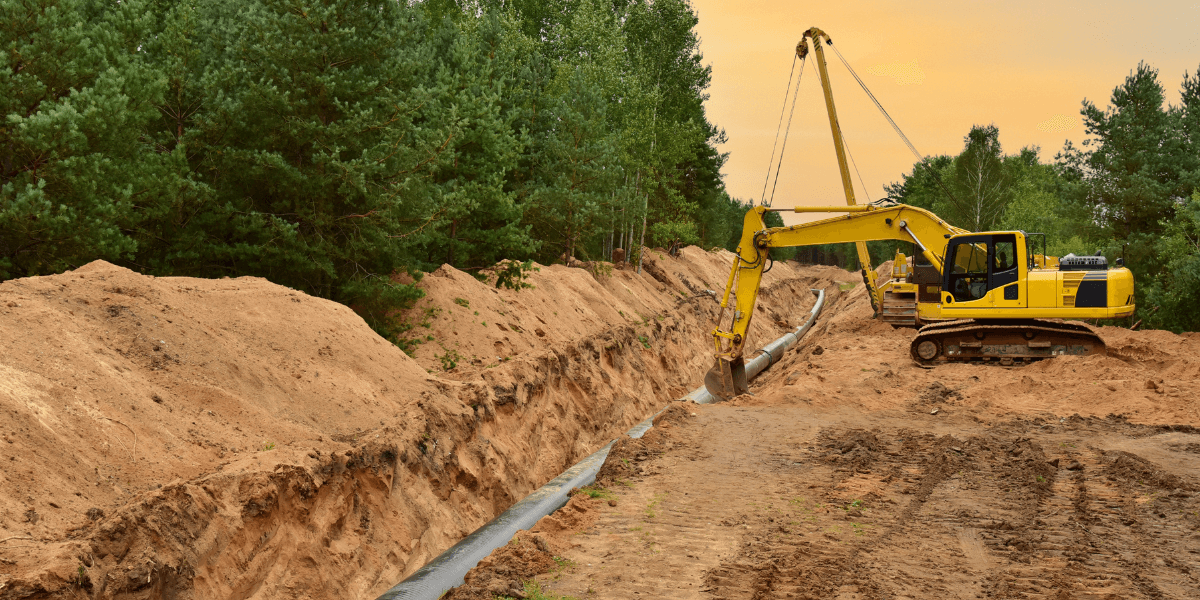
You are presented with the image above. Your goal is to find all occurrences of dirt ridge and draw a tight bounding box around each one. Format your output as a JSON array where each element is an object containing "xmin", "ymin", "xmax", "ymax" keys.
[{"xmin": 0, "ymin": 249, "xmax": 832, "ymax": 599}]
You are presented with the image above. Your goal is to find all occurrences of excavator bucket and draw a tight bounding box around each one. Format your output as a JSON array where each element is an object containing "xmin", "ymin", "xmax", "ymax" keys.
[{"xmin": 704, "ymin": 356, "xmax": 748, "ymax": 401}]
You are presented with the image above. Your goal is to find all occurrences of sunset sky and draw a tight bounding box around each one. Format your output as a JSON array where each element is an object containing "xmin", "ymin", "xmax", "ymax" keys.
[{"xmin": 689, "ymin": 0, "xmax": 1200, "ymax": 224}]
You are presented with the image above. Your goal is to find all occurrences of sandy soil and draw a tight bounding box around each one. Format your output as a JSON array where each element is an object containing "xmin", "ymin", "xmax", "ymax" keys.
[
  {"xmin": 0, "ymin": 248, "xmax": 830, "ymax": 599},
  {"xmin": 454, "ymin": 271, "xmax": 1200, "ymax": 600}
]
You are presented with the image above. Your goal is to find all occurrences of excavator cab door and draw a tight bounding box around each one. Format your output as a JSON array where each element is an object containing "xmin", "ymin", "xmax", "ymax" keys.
[{"xmin": 942, "ymin": 234, "xmax": 1025, "ymax": 311}]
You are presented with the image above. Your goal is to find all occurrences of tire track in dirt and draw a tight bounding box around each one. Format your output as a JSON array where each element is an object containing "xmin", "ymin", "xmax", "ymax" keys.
[{"xmin": 552, "ymin": 409, "xmax": 1200, "ymax": 600}]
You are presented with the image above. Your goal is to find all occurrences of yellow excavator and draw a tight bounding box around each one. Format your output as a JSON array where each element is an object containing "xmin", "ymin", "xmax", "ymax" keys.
[{"xmin": 704, "ymin": 28, "xmax": 1136, "ymax": 400}]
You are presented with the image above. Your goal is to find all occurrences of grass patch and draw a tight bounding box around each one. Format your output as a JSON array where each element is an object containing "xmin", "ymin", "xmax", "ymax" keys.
[
  {"xmin": 575, "ymin": 485, "xmax": 615, "ymax": 501},
  {"xmin": 645, "ymin": 492, "xmax": 668, "ymax": 518},
  {"xmin": 838, "ymin": 282, "xmax": 857, "ymax": 291},
  {"xmin": 454, "ymin": 297, "xmax": 470, "ymax": 308},
  {"xmin": 497, "ymin": 580, "xmax": 581, "ymax": 600},
  {"xmin": 436, "ymin": 347, "xmax": 463, "ymax": 371}
]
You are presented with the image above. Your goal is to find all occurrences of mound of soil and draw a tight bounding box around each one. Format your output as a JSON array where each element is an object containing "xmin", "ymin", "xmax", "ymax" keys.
[
  {"xmin": 595, "ymin": 403, "xmax": 696, "ymax": 487},
  {"xmin": 0, "ymin": 248, "xmax": 828, "ymax": 599},
  {"xmin": 0, "ymin": 260, "xmax": 454, "ymax": 598},
  {"xmin": 399, "ymin": 246, "xmax": 831, "ymax": 377},
  {"xmin": 752, "ymin": 267, "xmax": 1200, "ymax": 424}
]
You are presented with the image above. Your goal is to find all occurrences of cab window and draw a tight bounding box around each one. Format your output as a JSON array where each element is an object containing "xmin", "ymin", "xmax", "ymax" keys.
[
  {"xmin": 944, "ymin": 234, "xmax": 1021, "ymax": 303},
  {"xmin": 949, "ymin": 241, "xmax": 989, "ymax": 301},
  {"xmin": 994, "ymin": 240, "xmax": 1014, "ymax": 271},
  {"xmin": 991, "ymin": 234, "xmax": 1019, "ymax": 288}
]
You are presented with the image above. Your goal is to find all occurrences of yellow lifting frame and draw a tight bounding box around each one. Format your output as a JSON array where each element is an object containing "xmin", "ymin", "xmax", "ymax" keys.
[{"xmin": 798, "ymin": 27, "xmax": 881, "ymax": 312}]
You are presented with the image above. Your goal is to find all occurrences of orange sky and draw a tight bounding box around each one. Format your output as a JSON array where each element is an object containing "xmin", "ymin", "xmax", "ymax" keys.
[{"xmin": 690, "ymin": 0, "xmax": 1200, "ymax": 225}]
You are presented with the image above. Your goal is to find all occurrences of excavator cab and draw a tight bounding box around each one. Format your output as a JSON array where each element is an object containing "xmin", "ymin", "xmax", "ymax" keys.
[{"xmin": 941, "ymin": 233, "xmax": 1025, "ymax": 310}]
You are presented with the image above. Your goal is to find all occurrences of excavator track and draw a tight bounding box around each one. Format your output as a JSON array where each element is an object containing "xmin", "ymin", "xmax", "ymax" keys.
[{"xmin": 910, "ymin": 319, "xmax": 1105, "ymax": 367}]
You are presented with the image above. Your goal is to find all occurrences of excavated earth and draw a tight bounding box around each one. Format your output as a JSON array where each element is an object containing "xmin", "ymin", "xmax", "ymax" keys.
[
  {"xmin": 458, "ymin": 274, "xmax": 1200, "ymax": 600},
  {"xmin": 0, "ymin": 247, "xmax": 833, "ymax": 599}
]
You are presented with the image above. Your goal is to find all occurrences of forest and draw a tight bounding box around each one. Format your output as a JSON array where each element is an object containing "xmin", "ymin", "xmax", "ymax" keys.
[{"xmin": 2, "ymin": 0, "xmax": 1198, "ymax": 339}]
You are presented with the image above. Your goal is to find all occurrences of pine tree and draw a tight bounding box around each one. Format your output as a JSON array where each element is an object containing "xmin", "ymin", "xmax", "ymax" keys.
[
  {"xmin": 153, "ymin": 0, "xmax": 451, "ymax": 332},
  {"xmin": 1068, "ymin": 63, "xmax": 1185, "ymax": 238},
  {"xmin": 1056, "ymin": 62, "xmax": 1195, "ymax": 322},
  {"xmin": 0, "ymin": 0, "xmax": 173, "ymax": 278},
  {"xmin": 1178, "ymin": 64, "xmax": 1200, "ymax": 193},
  {"xmin": 883, "ymin": 155, "xmax": 955, "ymax": 212},
  {"xmin": 414, "ymin": 10, "xmax": 535, "ymax": 271},
  {"xmin": 524, "ymin": 69, "xmax": 621, "ymax": 260}
]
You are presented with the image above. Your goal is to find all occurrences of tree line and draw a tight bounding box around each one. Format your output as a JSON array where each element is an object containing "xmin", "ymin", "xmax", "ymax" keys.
[
  {"xmin": 879, "ymin": 63, "xmax": 1199, "ymax": 332},
  {"xmin": 0, "ymin": 0, "xmax": 749, "ymax": 344}
]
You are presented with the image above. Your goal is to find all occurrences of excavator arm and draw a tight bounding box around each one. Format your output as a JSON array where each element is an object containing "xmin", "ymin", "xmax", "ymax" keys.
[{"xmin": 705, "ymin": 202, "xmax": 967, "ymax": 399}]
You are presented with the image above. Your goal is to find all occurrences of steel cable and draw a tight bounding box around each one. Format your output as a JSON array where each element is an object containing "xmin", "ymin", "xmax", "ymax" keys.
[
  {"xmin": 828, "ymin": 43, "xmax": 962, "ymax": 206},
  {"xmin": 767, "ymin": 57, "xmax": 806, "ymax": 207},
  {"xmin": 759, "ymin": 54, "xmax": 799, "ymax": 206}
]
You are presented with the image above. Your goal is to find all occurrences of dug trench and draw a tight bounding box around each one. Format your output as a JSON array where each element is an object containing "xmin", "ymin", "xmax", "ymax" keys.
[
  {"xmin": 0, "ymin": 247, "xmax": 842, "ymax": 599},
  {"xmin": 453, "ymin": 270, "xmax": 1200, "ymax": 600}
]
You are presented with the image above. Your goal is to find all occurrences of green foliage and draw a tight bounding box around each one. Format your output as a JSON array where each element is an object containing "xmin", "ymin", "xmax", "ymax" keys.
[
  {"xmin": 884, "ymin": 155, "xmax": 954, "ymax": 212},
  {"xmin": 413, "ymin": 10, "xmax": 538, "ymax": 271},
  {"xmin": 1057, "ymin": 62, "xmax": 1200, "ymax": 324},
  {"xmin": 436, "ymin": 347, "xmax": 463, "ymax": 371},
  {"xmin": 946, "ymin": 124, "xmax": 1014, "ymax": 232},
  {"xmin": 499, "ymin": 580, "xmax": 580, "ymax": 600},
  {"xmin": 1060, "ymin": 63, "xmax": 1189, "ymax": 240},
  {"xmin": 989, "ymin": 147, "xmax": 1093, "ymax": 257},
  {"xmin": 649, "ymin": 219, "xmax": 699, "ymax": 250},
  {"xmin": 492, "ymin": 259, "xmax": 539, "ymax": 290},
  {"xmin": 1146, "ymin": 192, "xmax": 1200, "ymax": 332},
  {"xmin": 523, "ymin": 68, "xmax": 622, "ymax": 261},
  {"xmin": 575, "ymin": 485, "xmax": 615, "ymax": 500},
  {"xmin": 0, "ymin": 0, "xmax": 177, "ymax": 278}
]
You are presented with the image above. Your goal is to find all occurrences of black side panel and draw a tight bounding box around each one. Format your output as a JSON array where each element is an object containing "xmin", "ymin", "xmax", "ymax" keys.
[
  {"xmin": 913, "ymin": 264, "xmax": 942, "ymax": 303},
  {"xmin": 1075, "ymin": 280, "xmax": 1108, "ymax": 307},
  {"xmin": 1004, "ymin": 284, "xmax": 1018, "ymax": 300},
  {"xmin": 912, "ymin": 264, "xmax": 940, "ymax": 285}
]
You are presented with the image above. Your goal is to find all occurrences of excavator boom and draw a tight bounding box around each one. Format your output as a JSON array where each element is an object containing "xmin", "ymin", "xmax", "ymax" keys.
[{"xmin": 710, "ymin": 203, "xmax": 959, "ymax": 374}]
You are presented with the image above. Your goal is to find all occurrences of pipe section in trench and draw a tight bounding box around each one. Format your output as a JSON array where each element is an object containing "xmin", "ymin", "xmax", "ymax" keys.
[{"xmin": 376, "ymin": 289, "xmax": 826, "ymax": 600}]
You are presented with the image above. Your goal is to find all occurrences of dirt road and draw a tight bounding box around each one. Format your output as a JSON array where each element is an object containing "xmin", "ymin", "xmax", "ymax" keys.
[{"xmin": 538, "ymin": 400, "xmax": 1200, "ymax": 600}]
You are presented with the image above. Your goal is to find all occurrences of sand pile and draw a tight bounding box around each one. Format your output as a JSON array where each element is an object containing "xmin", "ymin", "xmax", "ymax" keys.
[
  {"xmin": 399, "ymin": 247, "xmax": 829, "ymax": 376},
  {"xmin": 0, "ymin": 248, "xmax": 826, "ymax": 599},
  {"xmin": 752, "ymin": 268, "xmax": 1200, "ymax": 424}
]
